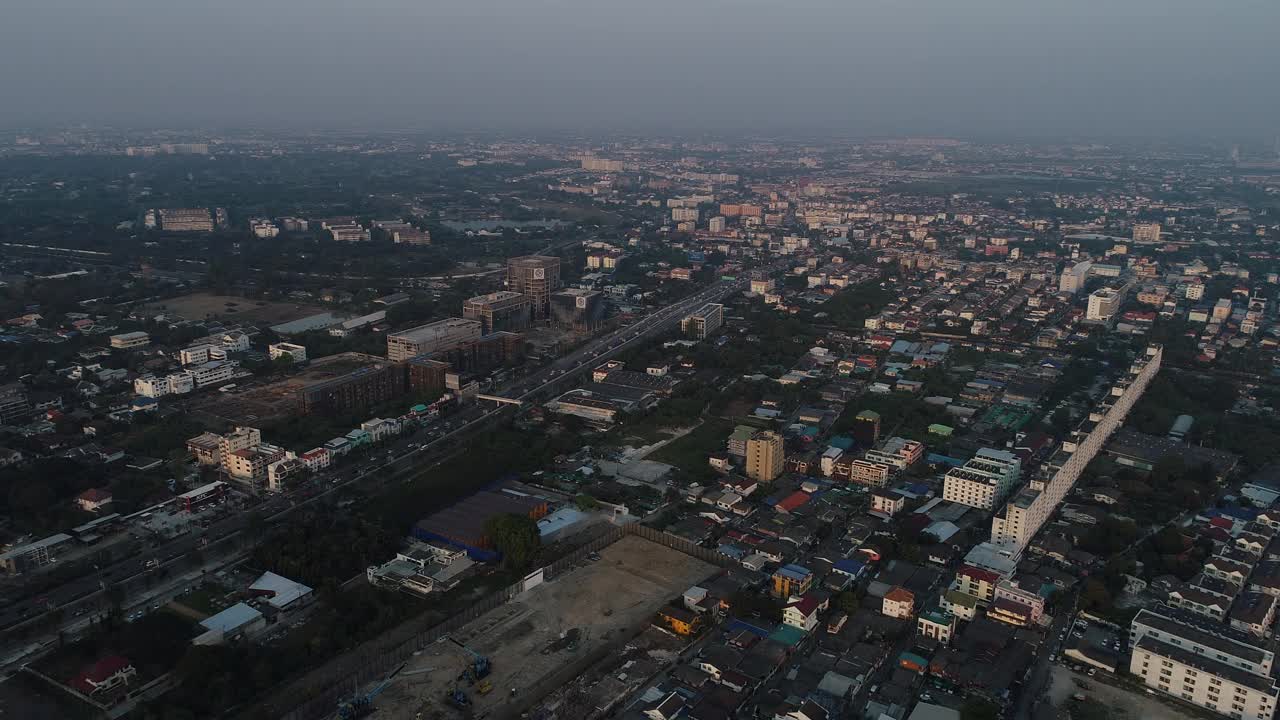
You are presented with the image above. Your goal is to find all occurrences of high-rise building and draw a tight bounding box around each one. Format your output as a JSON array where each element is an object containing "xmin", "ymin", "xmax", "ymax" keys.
[
  {"xmin": 851, "ymin": 410, "xmax": 881, "ymax": 449},
  {"xmin": 1086, "ymin": 287, "xmax": 1123, "ymax": 322},
  {"xmin": 387, "ymin": 319, "xmax": 484, "ymax": 362},
  {"xmin": 680, "ymin": 303, "xmax": 723, "ymax": 339},
  {"xmin": 550, "ymin": 289, "xmax": 605, "ymax": 333},
  {"xmin": 507, "ymin": 256, "xmax": 562, "ymax": 323},
  {"xmin": 1133, "ymin": 223, "xmax": 1162, "ymax": 244},
  {"xmin": 580, "ymin": 157, "xmax": 624, "ymax": 172},
  {"xmin": 1058, "ymin": 260, "xmax": 1092, "ymax": 294},
  {"xmin": 942, "ymin": 448, "xmax": 1022, "ymax": 510},
  {"xmin": 708, "ymin": 216, "xmax": 726, "ymax": 233},
  {"xmin": 0, "ymin": 384, "xmax": 31, "ymax": 425},
  {"xmin": 671, "ymin": 207, "xmax": 699, "ymax": 223},
  {"xmin": 745, "ymin": 431, "xmax": 785, "ymax": 483},
  {"xmin": 463, "ymin": 291, "xmax": 532, "ymax": 334}
]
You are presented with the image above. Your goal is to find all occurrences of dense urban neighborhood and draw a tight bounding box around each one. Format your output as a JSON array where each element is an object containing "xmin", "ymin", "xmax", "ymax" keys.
[{"xmin": 2, "ymin": 130, "xmax": 1280, "ymax": 720}]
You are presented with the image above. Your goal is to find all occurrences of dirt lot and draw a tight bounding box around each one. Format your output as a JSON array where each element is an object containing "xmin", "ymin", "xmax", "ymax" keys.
[
  {"xmin": 1044, "ymin": 665, "xmax": 1203, "ymax": 720},
  {"xmin": 142, "ymin": 292, "xmax": 326, "ymax": 325},
  {"xmin": 371, "ymin": 535, "xmax": 717, "ymax": 719}
]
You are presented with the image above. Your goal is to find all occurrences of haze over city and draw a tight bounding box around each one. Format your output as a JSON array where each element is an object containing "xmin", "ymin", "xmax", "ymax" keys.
[{"xmin": 3, "ymin": 0, "xmax": 1279, "ymax": 136}]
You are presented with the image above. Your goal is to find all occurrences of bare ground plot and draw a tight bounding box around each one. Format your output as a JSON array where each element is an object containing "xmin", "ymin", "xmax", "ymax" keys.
[
  {"xmin": 1044, "ymin": 666, "xmax": 1204, "ymax": 720},
  {"xmin": 371, "ymin": 535, "xmax": 716, "ymax": 720},
  {"xmin": 142, "ymin": 292, "xmax": 326, "ymax": 325}
]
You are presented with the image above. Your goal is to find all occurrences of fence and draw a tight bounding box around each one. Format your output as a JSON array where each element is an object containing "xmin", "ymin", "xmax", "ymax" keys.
[{"xmin": 269, "ymin": 522, "xmax": 735, "ymax": 720}]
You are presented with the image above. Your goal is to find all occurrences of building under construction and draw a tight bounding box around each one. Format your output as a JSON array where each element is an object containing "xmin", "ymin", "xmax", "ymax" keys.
[
  {"xmin": 463, "ymin": 291, "xmax": 532, "ymax": 334},
  {"xmin": 551, "ymin": 288, "xmax": 605, "ymax": 333},
  {"xmin": 507, "ymin": 255, "xmax": 562, "ymax": 324}
]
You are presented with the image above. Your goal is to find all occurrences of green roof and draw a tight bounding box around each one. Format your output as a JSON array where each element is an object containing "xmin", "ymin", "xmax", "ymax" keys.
[
  {"xmin": 730, "ymin": 425, "xmax": 756, "ymax": 441},
  {"xmin": 927, "ymin": 424, "xmax": 954, "ymax": 436},
  {"xmin": 768, "ymin": 624, "xmax": 807, "ymax": 647},
  {"xmin": 856, "ymin": 410, "xmax": 881, "ymax": 420},
  {"xmin": 943, "ymin": 589, "xmax": 979, "ymax": 608}
]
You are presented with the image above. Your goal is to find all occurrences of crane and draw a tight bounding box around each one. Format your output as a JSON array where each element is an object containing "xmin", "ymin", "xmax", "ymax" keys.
[
  {"xmin": 336, "ymin": 663, "xmax": 406, "ymax": 720},
  {"xmin": 446, "ymin": 637, "xmax": 491, "ymax": 683}
]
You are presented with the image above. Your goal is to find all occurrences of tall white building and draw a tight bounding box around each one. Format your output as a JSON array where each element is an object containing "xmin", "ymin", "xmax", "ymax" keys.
[
  {"xmin": 991, "ymin": 345, "xmax": 1162, "ymax": 553},
  {"xmin": 942, "ymin": 448, "xmax": 1022, "ymax": 510},
  {"xmin": 709, "ymin": 216, "xmax": 726, "ymax": 233},
  {"xmin": 1059, "ymin": 260, "xmax": 1092, "ymax": 294},
  {"xmin": 672, "ymin": 207, "xmax": 699, "ymax": 223},
  {"xmin": 1086, "ymin": 287, "xmax": 1123, "ymax": 322}
]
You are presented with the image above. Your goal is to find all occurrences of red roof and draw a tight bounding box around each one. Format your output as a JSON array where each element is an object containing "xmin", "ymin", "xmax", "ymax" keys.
[
  {"xmin": 71, "ymin": 655, "xmax": 132, "ymax": 694},
  {"xmin": 958, "ymin": 564, "xmax": 1001, "ymax": 585},
  {"xmin": 78, "ymin": 488, "xmax": 112, "ymax": 503},
  {"xmin": 775, "ymin": 491, "xmax": 811, "ymax": 513},
  {"xmin": 885, "ymin": 587, "xmax": 914, "ymax": 603},
  {"xmin": 1209, "ymin": 516, "xmax": 1234, "ymax": 530},
  {"xmin": 786, "ymin": 593, "xmax": 822, "ymax": 617}
]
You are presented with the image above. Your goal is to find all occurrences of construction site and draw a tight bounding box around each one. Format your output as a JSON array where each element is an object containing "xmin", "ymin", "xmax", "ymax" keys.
[{"xmin": 366, "ymin": 534, "xmax": 717, "ymax": 720}]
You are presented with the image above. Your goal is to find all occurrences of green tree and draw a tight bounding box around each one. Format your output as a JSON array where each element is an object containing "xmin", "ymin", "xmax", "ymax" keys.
[
  {"xmin": 485, "ymin": 513, "xmax": 540, "ymax": 569},
  {"xmin": 961, "ymin": 698, "xmax": 1000, "ymax": 720}
]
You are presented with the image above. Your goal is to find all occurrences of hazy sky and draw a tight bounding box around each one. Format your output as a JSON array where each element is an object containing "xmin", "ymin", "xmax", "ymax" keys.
[{"xmin": 3, "ymin": 0, "xmax": 1277, "ymax": 137}]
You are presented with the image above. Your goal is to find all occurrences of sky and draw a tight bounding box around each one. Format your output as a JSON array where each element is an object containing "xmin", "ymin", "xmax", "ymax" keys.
[{"xmin": 3, "ymin": 0, "xmax": 1278, "ymax": 138}]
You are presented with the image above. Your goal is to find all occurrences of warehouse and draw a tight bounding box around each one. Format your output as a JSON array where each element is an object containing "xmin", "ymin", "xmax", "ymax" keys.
[{"xmin": 412, "ymin": 485, "xmax": 550, "ymax": 560}]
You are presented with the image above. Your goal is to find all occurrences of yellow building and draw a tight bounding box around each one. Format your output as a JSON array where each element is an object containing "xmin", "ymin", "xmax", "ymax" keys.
[
  {"xmin": 746, "ymin": 431, "xmax": 785, "ymax": 482},
  {"xmin": 657, "ymin": 605, "xmax": 701, "ymax": 636}
]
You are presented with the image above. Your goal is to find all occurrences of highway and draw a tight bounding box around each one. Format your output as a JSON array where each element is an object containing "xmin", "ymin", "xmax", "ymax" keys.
[{"xmin": 0, "ymin": 274, "xmax": 750, "ymax": 642}]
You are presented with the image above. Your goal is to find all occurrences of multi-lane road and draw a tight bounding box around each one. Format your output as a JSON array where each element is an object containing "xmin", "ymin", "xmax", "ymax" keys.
[{"xmin": 0, "ymin": 274, "xmax": 750, "ymax": 642}]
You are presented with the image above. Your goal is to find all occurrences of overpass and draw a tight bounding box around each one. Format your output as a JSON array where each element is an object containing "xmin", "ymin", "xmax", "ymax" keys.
[{"xmin": 474, "ymin": 394, "xmax": 524, "ymax": 406}]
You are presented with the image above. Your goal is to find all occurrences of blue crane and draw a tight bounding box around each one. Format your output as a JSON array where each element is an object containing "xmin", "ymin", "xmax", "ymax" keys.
[
  {"xmin": 447, "ymin": 637, "xmax": 491, "ymax": 683},
  {"xmin": 336, "ymin": 663, "xmax": 405, "ymax": 719}
]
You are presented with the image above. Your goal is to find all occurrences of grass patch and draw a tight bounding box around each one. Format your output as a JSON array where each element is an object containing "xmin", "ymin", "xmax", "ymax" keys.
[{"xmin": 649, "ymin": 418, "xmax": 735, "ymax": 474}]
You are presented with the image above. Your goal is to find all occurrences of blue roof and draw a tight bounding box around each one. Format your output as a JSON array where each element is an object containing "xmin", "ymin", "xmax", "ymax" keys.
[
  {"xmin": 725, "ymin": 617, "xmax": 772, "ymax": 638},
  {"xmin": 906, "ymin": 482, "xmax": 931, "ymax": 496},
  {"xmin": 1220, "ymin": 505, "xmax": 1260, "ymax": 521},
  {"xmin": 833, "ymin": 558, "xmax": 865, "ymax": 575},
  {"xmin": 927, "ymin": 453, "xmax": 967, "ymax": 467},
  {"xmin": 777, "ymin": 564, "xmax": 811, "ymax": 580},
  {"xmin": 718, "ymin": 544, "xmax": 747, "ymax": 559},
  {"xmin": 829, "ymin": 436, "xmax": 855, "ymax": 450}
]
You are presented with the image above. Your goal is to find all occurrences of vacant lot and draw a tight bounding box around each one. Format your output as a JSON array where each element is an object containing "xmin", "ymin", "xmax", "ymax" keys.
[
  {"xmin": 1044, "ymin": 665, "xmax": 1201, "ymax": 720},
  {"xmin": 372, "ymin": 534, "xmax": 717, "ymax": 719},
  {"xmin": 143, "ymin": 292, "xmax": 326, "ymax": 325}
]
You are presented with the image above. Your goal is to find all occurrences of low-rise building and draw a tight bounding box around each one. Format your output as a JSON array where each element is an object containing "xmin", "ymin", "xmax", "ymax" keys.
[
  {"xmin": 109, "ymin": 331, "xmax": 150, "ymax": 350},
  {"xmin": 883, "ymin": 586, "xmax": 915, "ymax": 619}
]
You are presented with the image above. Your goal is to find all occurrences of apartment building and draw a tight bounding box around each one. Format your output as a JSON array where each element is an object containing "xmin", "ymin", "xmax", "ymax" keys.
[
  {"xmin": 580, "ymin": 157, "xmax": 624, "ymax": 172},
  {"xmin": 179, "ymin": 344, "xmax": 223, "ymax": 366},
  {"xmin": 745, "ymin": 431, "xmax": 785, "ymax": 483},
  {"xmin": 158, "ymin": 208, "xmax": 213, "ymax": 232},
  {"xmin": 991, "ymin": 345, "xmax": 1162, "ymax": 553},
  {"xmin": 109, "ymin": 331, "xmax": 150, "ymax": 349},
  {"xmin": 1058, "ymin": 260, "xmax": 1092, "ymax": 294},
  {"xmin": 942, "ymin": 448, "xmax": 1022, "ymax": 510},
  {"xmin": 189, "ymin": 360, "xmax": 237, "ymax": 388},
  {"xmin": 219, "ymin": 426, "xmax": 262, "ymax": 464},
  {"xmin": 507, "ymin": 255, "xmax": 562, "ymax": 323},
  {"xmin": 387, "ymin": 319, "xmax": 483, "ymax": 362},
  {"xmin": 841, "ymin": 458, "xmax": 892, "ymax": 487},
  {"xmin": 681, "ymin": 303, "xmax": 724, "ymax": 340},
  {"xmin": 1133, "ymin": 222, "xmax": 1162, "ymax": 244},
  {"xmin": 864, "ymin": 436, "xmax": 925, "ymax": 471},
  {"xmin": 671, "ymin": 207, "xmax": 699, "ymax": 223},
  {"xmin": 462, "ymin": 291, "xmax": 532, "ymax": 334},
  {"xmin": 268, "ymin": 342, "xmax": 307, "ymax": 363},
  {"xmin": 226, "ymin": 444, "xmax": 288, "ymax": 489},
  {"xmin": 328, "ymin": 224, "xmax": 371, "ymax": 242},
  {"xmin": 0, "ymin": 384, "xmax": 30, "ymax": 425}
]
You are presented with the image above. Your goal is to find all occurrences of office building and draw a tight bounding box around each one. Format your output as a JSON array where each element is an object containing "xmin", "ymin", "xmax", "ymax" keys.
[
  {"xmin": 1059, "ymin": 260, "xmax": 1092, "ymax": 294},
  {"xmin": 745, "ymin": 431, "xmax": 785, "ymax": 483},
  {"xmin": 681, "ymin": 303, "xmax": 724, "ymax": 339},
  {"xmin": 1086, "ymin": 287, "xmax": 1123, "ymax": 322},
  {"xmin": 158, "ymin": 208, "xmax": 213, "ymax": 232},
  {"xmin": 463, "ymin": 291, "xmax": 532, "ymax": 334},
  {"xmin": 407, "ymin": 357, "xmax": 451, "ymax": 394},
  {"xmin": 109, "ymin": 331, "xmax": 150, "ymax": 349},
  {"xmin": 507, "ymin": 255, "xmax": 562, "ymax": 323},
  {"xmin": 387, "ymin": 319, "xmax": 483, "ymax": 362},
  {"xmin": 550, "ymin": 288, "xmax": 605, "ymax": 332},
  {"xmin": 1133, "ymin": 223, "xmax": 1162, "ymax": 244},
  {"xmin": 942, "ymin": 448, "xmax": 1022, "ymax": 510}
]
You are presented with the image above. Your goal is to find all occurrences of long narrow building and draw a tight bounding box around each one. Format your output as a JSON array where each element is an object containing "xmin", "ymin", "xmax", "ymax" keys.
[{"xmin": 990, "ymin": 344, "xmax": 1162, "ymax": 554}]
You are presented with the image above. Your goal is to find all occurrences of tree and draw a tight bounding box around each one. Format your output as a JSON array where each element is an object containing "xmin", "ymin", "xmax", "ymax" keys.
[
  {"xmin": 485, "ymin": 513, "xmax": 540, "ymax": 570},
  {"xmin": 575, "ymin": 494, "xmax": 601, "ymax": 511},
  {"xmin": 961, "ymin": 698, "xmax": 1000, "ymax": 720}
]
